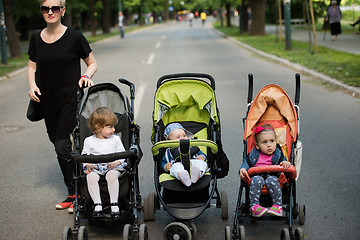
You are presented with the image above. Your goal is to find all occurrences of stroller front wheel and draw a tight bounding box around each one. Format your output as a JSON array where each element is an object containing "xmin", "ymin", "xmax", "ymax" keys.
[
  {"xmin": 62, "ymin": 226, "xmax": 72, "ymax": 240},
  {"xmin": 139, "ymin": 224, "xmax": 149, "ymax": 240},
  {"xmin": 123, "ymin": 224, "xmax": 132, "ymax": 240},
  {"xmin": 280, "ymin": 228, "xmax": 290, "ymax": 240},
  {"xmin": 164, "ymin": 222, "xmax": 192, "ymax": 240},
  {"xmin": 77, "ymin": 226, "xmax": 88, "ymax": 240}
]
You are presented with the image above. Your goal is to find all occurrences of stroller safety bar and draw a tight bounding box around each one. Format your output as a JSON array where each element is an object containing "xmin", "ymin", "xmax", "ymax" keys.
[
  {"xmin": 247, "ymin": 165, "xmax": 297, "ymax": 179},
  {"xmin": 72, "ymin": 146, "xmax": 140, "ymax": 163},
  {"xmin": 152, "ymin": 139, "xmax": 218, "ymax": 156}
]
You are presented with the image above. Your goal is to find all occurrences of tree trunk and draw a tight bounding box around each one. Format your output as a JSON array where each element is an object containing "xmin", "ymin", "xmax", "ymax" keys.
[
  {"xmin": 101, "ymin": 0, "xmax": 110, "ymax": 33},
  {"xmin": 4, "ymin": 0, "xmax": 21, "ymax": 58},
  {"xmin": 249, "ymin": 0, "xmax": 266, "ymax": 36},
  {"xmin": 226, "ymin": 3, "xmax": 231, "ymax": 27},
  {"xmin": 90, "ymin": 0, "xmax": 96, "ymax": 36}
]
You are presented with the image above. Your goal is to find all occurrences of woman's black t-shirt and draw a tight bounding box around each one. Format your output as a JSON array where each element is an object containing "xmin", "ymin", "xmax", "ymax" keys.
[{"xmin": 28, "ymin": 28, "xmax": 92, "ymax": 143}]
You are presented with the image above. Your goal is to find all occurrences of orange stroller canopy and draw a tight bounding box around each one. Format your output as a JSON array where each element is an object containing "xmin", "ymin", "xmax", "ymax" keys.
[{"xmin": 244, "ymin": 84, "xmax": 298, "ymax": 158}]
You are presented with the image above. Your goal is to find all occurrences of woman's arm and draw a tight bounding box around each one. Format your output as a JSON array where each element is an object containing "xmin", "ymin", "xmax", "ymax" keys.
[
  {"xmin": 27, "ymin": 60, "xmax": 41, "ymax": 102},
  {"xmin": 78, "ymin": 52, "xmax": 98, "ymax": 88}
]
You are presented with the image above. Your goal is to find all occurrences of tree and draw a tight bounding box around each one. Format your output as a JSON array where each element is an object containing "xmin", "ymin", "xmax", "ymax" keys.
[
  {"xmin": 249, "ymin": 0, "xmax": 266, "ymax": 36},
  {"xmin": 4, "ymin": 0, "xmax": 21, "ymax": 58},
  {"xmin": 101, "ymin": 0, "xmax": 110, "ymax": 33}
]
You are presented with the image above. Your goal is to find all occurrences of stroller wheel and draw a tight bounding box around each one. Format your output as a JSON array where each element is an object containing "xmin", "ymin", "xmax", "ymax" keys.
[
  {"xmin": 187, "ymin": 222, "xmax": 197, "ymax": 239},
  {"xmin": 143, "ymin": 197, "xmax": 149, "ymax": 222},
  {"xmin": 295, "ymin": 227, "xmax": 304, "ymax": 240},
  {"xmin": 123, "ymin": 224, "xmax": 132, "ymax": 240},
  {"xmin": 238, "ymin": 225, "xmax": 246, "ymax": 240},
  {"xmin": 139, "ymin": 224, "xmax": 149, "ymax": 240},
  {"xmin": 298, "ymin": 203, "xmax": 306, "ymax": 225},
  {"xmin": 62, "ymin": 226, "xmax": 72, "ymax": 240},
  {"xmin": 224, "ymin": 226, "xmax": 231, "ymax": 240},
  {"xmin": 77, "ymin": 226, "xmax": 88, "ymax": 240},
  {"xmin": 221, "ymin": 190, "xmax": 228, "ymax": 220},
  {"xmin": 280, "ymin": 228, "xmax": 290, "ymax": 240},
  {"xmin": 147, "ymin": 192, "xmax": 156, "ymax": 221},
  {"xmin": 164, "ymin": 222, "xmax": 192, "ymax": 240}
]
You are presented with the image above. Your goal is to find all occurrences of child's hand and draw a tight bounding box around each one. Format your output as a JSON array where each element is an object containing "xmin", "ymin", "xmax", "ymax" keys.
[
  {"xmin": 165, "ymin": 163, "xmax": 172, "ymax": 171},
  {"xmin": 108, "ymin": 160, "xmax": 121, "ymax": 170},
  {"xmin": 85, "ymin": 164, "xmax": 97, "ymax": 174},
  {"xmin": 239, "ymin": 168, "xmax": 247, "ymax": 180},
  {"xmin": 196, "ymin": 155, "xmax": 205, "ymax": 161},
  {"xmin": 280, "ymin": 161, "xmax": 291, "ymax": 169}
]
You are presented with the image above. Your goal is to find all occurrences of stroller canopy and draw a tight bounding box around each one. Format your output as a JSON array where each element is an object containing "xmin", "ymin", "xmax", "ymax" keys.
[
  {"xmin": 244, "ymin": 84, "xmax": 298, "ymax": 158},
  {"xmin": 152, "ymin": 79, "xmax": 219, "ymax": 143}
]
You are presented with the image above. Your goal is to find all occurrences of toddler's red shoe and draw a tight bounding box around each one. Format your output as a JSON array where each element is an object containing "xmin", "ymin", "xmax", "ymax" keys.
[
  {"xmin": 56, "ymin": 195, "xmax": 74, "ymax": 210},
  {"xmin": 251, "ymin": 204, "xmax": 268, "ymax": 217}
]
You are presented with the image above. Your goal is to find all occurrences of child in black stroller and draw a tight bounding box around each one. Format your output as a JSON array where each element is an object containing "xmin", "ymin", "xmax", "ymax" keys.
[{"xmin": 61, "ymin": 79, "xmax": 146, "ymax": 240}]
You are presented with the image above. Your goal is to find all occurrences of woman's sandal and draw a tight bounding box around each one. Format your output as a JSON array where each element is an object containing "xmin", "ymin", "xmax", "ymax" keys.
[{"xmin": 110, "ymin": 202, "xmax": 121, "ymax": 219}]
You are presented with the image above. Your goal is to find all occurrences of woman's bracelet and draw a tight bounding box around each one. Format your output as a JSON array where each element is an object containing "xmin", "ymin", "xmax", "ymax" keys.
[{"xmin": 82, "ymin": 74, "xmax": 90, "ymax": 79}]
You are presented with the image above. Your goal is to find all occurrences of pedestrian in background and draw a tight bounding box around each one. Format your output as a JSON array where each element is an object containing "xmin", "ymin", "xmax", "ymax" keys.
[
  {"xmin": 27, "ymin": 0, "xmax": 98, "ymax": 213},
  {"xmin": 118, "ymin": 11, "xmax": 125, "ymax": 39},
  {"xmin": 325, "ymin": 0, "xmax": 342, "ymax": 41}
]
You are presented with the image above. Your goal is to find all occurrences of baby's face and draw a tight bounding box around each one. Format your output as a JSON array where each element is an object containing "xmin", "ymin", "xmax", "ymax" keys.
[{"xmin": 168, "ymin": 128, "xmax": 188, "ymax": 140}]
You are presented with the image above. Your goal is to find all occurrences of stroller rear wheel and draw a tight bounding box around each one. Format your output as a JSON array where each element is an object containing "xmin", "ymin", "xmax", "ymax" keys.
[
  {"xmin": 77, "ymin": 226, "xmax": 88, "ymax": 240},
  {"xmin": 224, "ymin": 226, "xmax": 231, "ymax": 240},
  {"xmin": 62, "ymin": 226, "xmax": 72, "ymax": 240},
  {"xmin": 221, "ymin": 190, "xmax": 228, "ymax": 220},
  {"xmin": 164, "ymin": 222, "xmax": 192, "ymax": 240},
  {"xmin": 298, "ymin": 203, "xmax": 306, "ymax": 225}
]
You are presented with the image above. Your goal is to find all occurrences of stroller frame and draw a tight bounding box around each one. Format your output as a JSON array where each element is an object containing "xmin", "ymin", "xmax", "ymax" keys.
[
  {"xmin": 61, "ymin": 79, "xmax": 146, "ymax": 240},
  {"xmin": 145, "ymin": 73, "xmax": 229, "ymax": 240},
  {"xmin": 226, "ymin": 73, "xmax": 305, "ymax": 240}
]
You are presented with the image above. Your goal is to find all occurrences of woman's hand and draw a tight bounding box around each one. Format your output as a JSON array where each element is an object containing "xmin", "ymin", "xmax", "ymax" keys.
[
  {"xmin": 196, "ymin": 155, "xmax": 205, "ymax": 161},
  {"xmin": 78, "ymin": 75, "xmax": 94, "ymax": 88},
  {"xmin": 280, "ymin": 161, "xmax": 291, "ymax": 169},
  {"xmin": 85, "ymin": 164, "xmax": 97, "ymax": 174},
  {"xmin": 29, "ymin": 86, "xmax": 41, "ymax": 102}
]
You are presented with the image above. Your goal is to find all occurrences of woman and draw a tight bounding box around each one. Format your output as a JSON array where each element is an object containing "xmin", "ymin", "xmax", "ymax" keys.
[
  {"xmin": 325, "ymin": 0, "xmax": 342, "ymax": 41},
  {"xmin": 27, "ymin": 0, "xmax": 98, "ymax": 212}
]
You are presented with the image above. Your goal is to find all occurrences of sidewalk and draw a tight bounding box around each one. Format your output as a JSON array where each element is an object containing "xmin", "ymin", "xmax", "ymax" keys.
[{"xmin": 266, "ymin": 25, "xmax": 360, "ymax": 55}]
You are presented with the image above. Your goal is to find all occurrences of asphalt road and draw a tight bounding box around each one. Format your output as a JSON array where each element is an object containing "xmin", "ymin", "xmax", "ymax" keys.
[{"xmin": 0, "ymin": 18, "xmax": 359, "ymax": 240}]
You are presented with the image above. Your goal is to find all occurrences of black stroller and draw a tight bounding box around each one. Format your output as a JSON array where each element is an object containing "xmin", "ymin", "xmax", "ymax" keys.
[
  {"xmin": 61, "ymin": 79, "xmax": 146, "ymax": 240},
  {"xmin": 225, "ymin": 73, "xmax": 305, "ymax": 240},
  {"xmin": 143, "ymin": 73, "xmax": 229, "ymax": 240}
]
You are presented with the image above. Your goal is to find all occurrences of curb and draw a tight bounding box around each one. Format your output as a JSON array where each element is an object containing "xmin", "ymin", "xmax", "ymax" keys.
[{"xmin": 211, "ymin": 26, "xmax": 360, "ymax": 97}]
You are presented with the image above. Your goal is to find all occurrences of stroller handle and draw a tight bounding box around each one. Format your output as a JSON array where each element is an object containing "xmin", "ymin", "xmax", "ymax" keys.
[
  {"xmin": 152, "ymin": 139, "xmax": 218, "ymax": 156},
  {"xmin": 119, "ymin": 78, "xmax": 135, "ymax": 100},
  {"xmin": 73, "ymin": 148, "xmax": 138, "ymax": 163},
  {"xmin": 156, "ymin": 73, "xmax": 215, "ymax": 90},
  {"xmin": 247, "ymin": 165, "xmax": 297, "ymax": 179}
]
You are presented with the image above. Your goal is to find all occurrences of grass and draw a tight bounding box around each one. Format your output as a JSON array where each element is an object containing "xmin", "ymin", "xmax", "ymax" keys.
[
  {"xmin": 0, "ymin": 25, "xmax": 145, "ymax": 79},
  {"xmin": 213, "ymin": 21, "xmax": 360, "ymax": 88}
]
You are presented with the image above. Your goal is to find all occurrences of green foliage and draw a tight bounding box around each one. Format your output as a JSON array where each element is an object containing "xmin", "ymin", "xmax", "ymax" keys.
[{"xmin": 214, "ymin": 21, "xmax": 360, "ymax": 87}]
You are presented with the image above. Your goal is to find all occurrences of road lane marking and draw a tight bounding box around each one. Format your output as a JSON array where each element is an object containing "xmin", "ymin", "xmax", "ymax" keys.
[
  {"xmin": 147, "ymin": 53, "xmax": 155, "ymax": 65},
  {"xmin": 134, "ymin": 83, "xmax": 146, "ymax": 120},
  {"xmin": 156, "ymin": 42, "xmax": 161, "ymax": 48}
]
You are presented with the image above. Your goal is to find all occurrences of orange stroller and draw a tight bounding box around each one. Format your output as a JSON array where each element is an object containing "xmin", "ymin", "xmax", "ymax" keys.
[{"xmin": 225, "ymin": 73, "xmax": 305, "ymax": 240}]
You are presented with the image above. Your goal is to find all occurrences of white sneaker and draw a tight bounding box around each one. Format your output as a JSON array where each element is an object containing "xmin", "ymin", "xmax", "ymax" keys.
[{"xmin": 178, "ymin": 170, "xmax": 191, "ymax": 187}]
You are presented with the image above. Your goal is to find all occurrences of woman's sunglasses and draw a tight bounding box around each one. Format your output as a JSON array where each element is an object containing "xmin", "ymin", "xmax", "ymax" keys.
[{"xmin": 40, "ymin": 6, "xmax": 63, "ymax": 14}]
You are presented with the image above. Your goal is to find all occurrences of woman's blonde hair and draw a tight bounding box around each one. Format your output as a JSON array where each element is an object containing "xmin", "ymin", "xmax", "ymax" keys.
[
  {"xmin": 88, "ymin": 107, "xmax": 118, "ymax": 134},
  {"xmin": 39, "ymin": 0, "xmax": 66, "ymax": 7}
]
